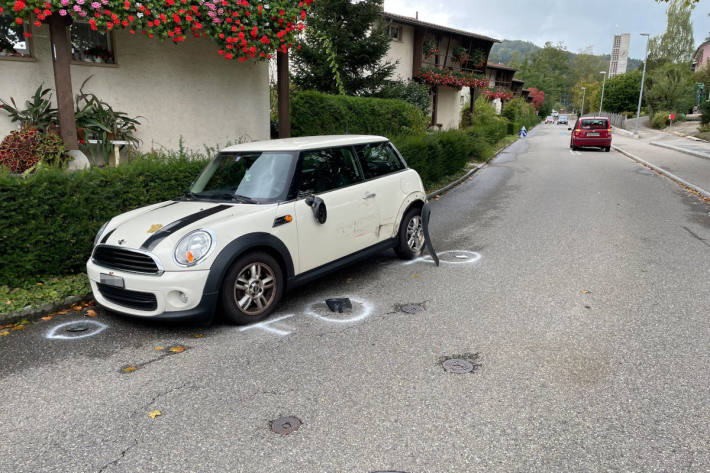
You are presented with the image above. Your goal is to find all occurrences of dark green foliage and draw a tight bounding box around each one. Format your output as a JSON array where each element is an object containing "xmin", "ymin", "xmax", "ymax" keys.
[
  {"xmin": 603, "ymin": 71, "xmax": 643, "ymax": 113},
  {"xmin": 700, "ymin": 101, "xmax": 710, "ymax": 125},
  {"xmin": 291, "ymin": 91, "xmax": 428, "ymax": 137},
  {"xmin": 0, "ymin": 156, "xmax": 207, "ymax": 285},
  {"xmin": 391, "ymin": 130, "xmax": 492, "ymax": 187},
  {"xmin": 501, "ymin": 98, "xmax": 540, "ymax": 130},
  {"xmin": 651, "ymin": 111, "xmax": 671, "ymax": 129},
  {"xmin": 645, "ymin": 62, "xmax": 695, "ymax": 114},
  {"xmin": 369, "ymin": 80, "xmax": 431, "ymax": 115},
  {"xmin": 291, "ymin": 0, "xmax": 395, "ymax": 95},
  {"xmin": 489, "ymin": 40, "xmax": 541, "ymax": 65}
]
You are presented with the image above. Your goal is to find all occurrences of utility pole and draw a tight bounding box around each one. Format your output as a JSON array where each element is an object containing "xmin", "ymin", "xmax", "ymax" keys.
[
  {"xmin": 599, "ymin": 71, "xmax": 607, "ymax": 114},
  {"xmin": 635, "ymin": 33, "xmax": 650, "ymax": 137},
  {"xmin": 580, "ymin": 87, "xmax": 586, "ymax": 118}
]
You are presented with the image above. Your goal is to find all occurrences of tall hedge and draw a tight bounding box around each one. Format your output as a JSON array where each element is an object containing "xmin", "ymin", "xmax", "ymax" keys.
[
  {"xmin": 0, "ymin": 157, "xmax": 206, "ymax": 285},
  {"xmin": 291, "ymin": 91, "xmax": 428, "ymax": 137}
]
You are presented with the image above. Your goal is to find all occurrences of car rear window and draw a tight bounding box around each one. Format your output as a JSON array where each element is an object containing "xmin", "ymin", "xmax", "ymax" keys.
[{"xmin": 581, "ymin": 119, "xmax": 609, "ymax": 129}]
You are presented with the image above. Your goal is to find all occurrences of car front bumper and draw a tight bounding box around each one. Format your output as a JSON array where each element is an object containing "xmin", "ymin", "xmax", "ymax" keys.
[{"xmin": 87, "ymin": 259, "xmax": 214, "ymax": 321}]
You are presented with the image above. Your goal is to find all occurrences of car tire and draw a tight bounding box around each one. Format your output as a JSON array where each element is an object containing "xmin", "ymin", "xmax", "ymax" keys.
[
  {"xmin": 395, "ymin": 206, "xmax": 425, "ymax": 260},
  {"xmin": 220, "ymin": 251, "xmax": 284, "ymax": 325},
  {"xmin": 605, "ymin": 146, "xmax": 611, "ymax": 152}
]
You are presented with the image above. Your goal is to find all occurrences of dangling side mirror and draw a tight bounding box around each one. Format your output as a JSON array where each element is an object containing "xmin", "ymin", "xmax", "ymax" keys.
[{"xmin": 305, "ymin": 195, "xmax": 327, "ymax": 224}]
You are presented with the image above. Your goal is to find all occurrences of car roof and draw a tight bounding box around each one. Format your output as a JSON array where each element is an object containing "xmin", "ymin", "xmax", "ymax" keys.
[
  {"xmin": 578, "ymin": 116, "xmax": 609, "ymax": 120},
  {"xmin": 221, "ymin": 135, "xmax": 389, "ymax": 153}
]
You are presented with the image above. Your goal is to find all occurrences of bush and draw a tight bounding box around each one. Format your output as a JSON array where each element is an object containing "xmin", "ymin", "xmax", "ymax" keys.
[
  {"xmin": 651, "ymin": 111, "xmax": 670, "ymax": 129},
  {"xmin": 370, "ymin": 80, "xmax": 431, "ymax": 115},
  {"xmin": 291, "ymin": 91, "xmax": 428, "ymax": 137},
  {"xmin": 470, "ymin": 98, "xmax": 509, "ymax": 145},
  {"xmin": 0, "ymin": 156, "xmax": 207, "ymax": 285},
  {"xmin": 700, "ymin": 101, "xmax": 710, "ymax": 125},
  {"xmin": 391, "ymin": 130, "xmax": 491, "ymax": 187}
]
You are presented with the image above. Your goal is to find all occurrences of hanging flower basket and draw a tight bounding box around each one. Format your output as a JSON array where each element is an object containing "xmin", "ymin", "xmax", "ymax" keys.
[{"xmin": 482, "ymin": 88, "xmax": 514, "ymax": 101}]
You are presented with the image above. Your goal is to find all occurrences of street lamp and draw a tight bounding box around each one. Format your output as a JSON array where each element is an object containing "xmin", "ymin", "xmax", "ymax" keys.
[
  {"xmin": 599, "ymin": 71, "xmax": 607, "ymax": 114},
  {"xmin": 635, "ymin": 33, "xmax": 650, "ymax": 137},
  {"xmin": 580, "ymin": 87, "xmax": 587, "ymax": 118}
]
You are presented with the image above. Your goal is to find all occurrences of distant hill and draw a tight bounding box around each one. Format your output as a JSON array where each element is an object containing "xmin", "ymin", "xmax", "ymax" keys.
[
  {"xmin": 489, "ymin": 40, "xmax": 540, "ymax": 64},
  {"xmin": 489, "ymin": 39, "xmax": 641, "ymax": 72}
]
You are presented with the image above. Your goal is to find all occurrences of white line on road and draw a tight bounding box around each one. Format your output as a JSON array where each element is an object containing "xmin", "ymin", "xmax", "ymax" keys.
[{"xmin": 239, "ymin": 314, "xmax": 295, "ymax": 336}]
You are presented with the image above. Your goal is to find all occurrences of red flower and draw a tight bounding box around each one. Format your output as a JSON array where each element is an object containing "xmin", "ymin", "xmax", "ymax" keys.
[{"xmin": 13, "ymin": 0, "xmax": 25, "ymax": 12}]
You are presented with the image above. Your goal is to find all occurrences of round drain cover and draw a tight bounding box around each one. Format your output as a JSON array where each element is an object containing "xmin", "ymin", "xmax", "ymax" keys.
[
  {"xmin": 443, "ymin": 358, "xmax": 474, "ymax": 374},
  {"xmin": 400, "ymin": 303, "xmax": 423, "ymax": 314},
  {"xmin": 65, "ymin": 324, "xmax": 89, "ymax": 332},
  {"xmin": 271, "ymin": 416, "xmax": 302, "ymax": 435}
]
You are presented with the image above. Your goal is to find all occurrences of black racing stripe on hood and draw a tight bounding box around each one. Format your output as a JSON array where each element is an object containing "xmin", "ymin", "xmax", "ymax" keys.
[
  {"xmin": 100, "ymin": 228, "xmax": 116, "ymax": 244},
  {"xmin": 140, "ymin": 204, "xmax": 232, "ymax": 251}
]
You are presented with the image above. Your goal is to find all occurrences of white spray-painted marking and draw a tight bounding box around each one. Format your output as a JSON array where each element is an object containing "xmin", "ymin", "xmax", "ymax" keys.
[
  {"xmin": 46, "ymin": 320, "xmax": 108, "ymax": 340},
  {"xmin": 304, "ymin": 297, "xmax": 373, "ymax": 324},
  {"xmin": 403, "ymin": 250, "xmax": 482, "ymax": 266},
  {"xmin": 239, "ymin": 313, "xmax": 295, "ymax": 336}
]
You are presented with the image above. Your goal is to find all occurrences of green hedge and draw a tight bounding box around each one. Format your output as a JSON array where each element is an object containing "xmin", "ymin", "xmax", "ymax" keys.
[
  {"xmin": 291, "ymin": 91, "xmax": 428, "ymax": 137},
  {"xmin": 0, "ymin": 157, "xmax": 207, "ymax": 285},
  {"xmin": 392, "ymin": 130, "xmax": 492, "ymax": 187}
]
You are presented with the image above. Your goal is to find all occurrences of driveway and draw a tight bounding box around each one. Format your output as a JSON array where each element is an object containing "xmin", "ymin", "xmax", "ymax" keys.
[{"xmin": 1, "ymin": 124, "xmax": 708, "ymax": 473}]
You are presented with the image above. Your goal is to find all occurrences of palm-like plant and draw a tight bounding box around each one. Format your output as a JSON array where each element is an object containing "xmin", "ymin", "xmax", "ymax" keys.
[{"xmin": 0, "ymin": 85, "xmax": 58, "ymax": 133}]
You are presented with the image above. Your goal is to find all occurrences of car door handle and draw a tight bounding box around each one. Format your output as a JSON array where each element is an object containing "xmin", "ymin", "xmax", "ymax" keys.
[{"xmin": 363, "ymin": 192, "xmax": 376, "ymax": 200}]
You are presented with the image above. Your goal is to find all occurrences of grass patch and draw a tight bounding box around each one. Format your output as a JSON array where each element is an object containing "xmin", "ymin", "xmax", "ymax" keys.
[{"xmin": 1, "ymin": 273, "xmax": 91, "ymax": 316}]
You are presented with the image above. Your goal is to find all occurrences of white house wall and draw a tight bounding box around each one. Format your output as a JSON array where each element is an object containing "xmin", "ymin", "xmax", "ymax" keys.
[
  {"xmin": 0, "ymin": 25, "xmax": 269, "ymax": 153},
  {"xmin": 385, "ymin": 23, "xmax": 414, "ymax": 81},
  {"xmin": 437, "ymin": 87, "xmax": 461, "ymax": 130}
]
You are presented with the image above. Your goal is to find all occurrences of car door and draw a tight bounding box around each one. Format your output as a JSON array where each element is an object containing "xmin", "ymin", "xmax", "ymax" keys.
[
  {"xmin": 354, "ymin": 141, "xmax": 407, "ymax": 241},
  {"xmin": 294, "ymin": 146, "xmax": 378, "ymax": 274}
]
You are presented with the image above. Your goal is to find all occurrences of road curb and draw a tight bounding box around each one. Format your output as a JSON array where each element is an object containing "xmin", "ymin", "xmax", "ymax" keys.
[
  {"xmin": 612, "ymin": 145, "xmax": 710, "ymax": 199},
  {"xmin": 649, "ymin": 141, "xmax": 710, "ymax": 161},
  {"xmin": 426, "ymin": 137, "xmax": 522, "ymax": 199},
  {"xmin": 0, "ymin": 293, "xmax": 93, "ymax": 325},
  {"xmin": 612, "ymin": 126, "xmax": 641, "ymax": 138}
]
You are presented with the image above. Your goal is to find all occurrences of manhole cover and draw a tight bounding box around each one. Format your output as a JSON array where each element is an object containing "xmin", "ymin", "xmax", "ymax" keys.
[
  {"xmin": 443, "ymin": 358, "xmax": 474, "ymax": 374},
  {"xmin": 395, "ymin": 302, "xmax": 426, "ymax": 314},
  {"xmin": 270, "ymin": 416, "xmax": 302, "ymax": 435},
  {"xmin": 440, "ymin": 353, "xmax": 482, "ymax": 374},
  {"xmin": 65, "ymin": 324, "xmax": 89, "ymax": 332}
]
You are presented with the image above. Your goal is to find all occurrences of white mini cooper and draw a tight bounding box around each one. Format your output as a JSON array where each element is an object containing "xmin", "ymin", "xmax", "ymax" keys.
[{"xmin": 87, "ymin": 135, "xmax": 431, "ymax": 324}]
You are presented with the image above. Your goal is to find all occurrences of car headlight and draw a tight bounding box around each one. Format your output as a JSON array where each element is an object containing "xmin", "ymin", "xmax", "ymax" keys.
[
  {"xmin": 94, "ymin": 221, "xmax": 109, "ymax": 247},
  {"xmin": 174, "ymin": 229, "xmax": 215, "ymax": 266}
]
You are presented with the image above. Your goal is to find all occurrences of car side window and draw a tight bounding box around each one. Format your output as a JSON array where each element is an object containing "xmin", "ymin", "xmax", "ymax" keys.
[
  {"xmin": 297, "ymin": 147, "xmax": 362, "ymax": 195},
  {"xmin": 355, "ymin": 142, "xmax": 405, "ymax": 179}
]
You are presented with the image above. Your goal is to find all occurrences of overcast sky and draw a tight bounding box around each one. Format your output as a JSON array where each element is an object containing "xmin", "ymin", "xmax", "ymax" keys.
[{"xmin": 383, "ymin": 0, "xmax": 710, "ymax": 59}]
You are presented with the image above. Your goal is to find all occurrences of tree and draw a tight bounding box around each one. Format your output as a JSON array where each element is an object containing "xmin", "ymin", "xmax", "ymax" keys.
[
  {"xmin": 291, "ymin": 0, "xmax": 395, "ymax": 95},
  {"xmin": 645, "ymin": 62, "xmax": 695, "ymax": 113},
  {"xmin": 571, "ymin": 80, "xmax": 600, "ymax": 115},
  {"xmin": 603, "ymin": 71, "xmax": 643, "ymax": 113},
  {"xmin": 517, "ymin": 42, "xmax": 571, "ymax": 106},
  {"xmin": 647, "ymin": 0, "xmax": 695, "ymax": 67}
]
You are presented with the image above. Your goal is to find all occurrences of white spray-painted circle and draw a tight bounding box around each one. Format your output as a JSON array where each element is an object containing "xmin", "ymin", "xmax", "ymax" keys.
[
  {"xmin": 403, "ymin": 250, "xmax": 482, "ymax": 266},
  {"xmin": 46, "ymin": 320, "xmax": 108, "ymax": 340},
  {"xmin": 305, "ymin": 297, "xmax": 373, "ymax": 324}
]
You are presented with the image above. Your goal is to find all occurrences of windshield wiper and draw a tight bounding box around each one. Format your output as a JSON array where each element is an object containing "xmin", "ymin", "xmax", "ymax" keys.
[{"xmin": 232, "ymin": 194, "xmax": 258, "ymax": 204}]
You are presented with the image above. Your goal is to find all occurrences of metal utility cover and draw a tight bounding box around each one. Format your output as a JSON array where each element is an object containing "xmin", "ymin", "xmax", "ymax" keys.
[
  {"xmin": 443, "ymin": 358, "xmax": 475, "ymax": 374},
  {"xmin": 271, "ymin": 416, "xmax": 302, "ymax": 435}
]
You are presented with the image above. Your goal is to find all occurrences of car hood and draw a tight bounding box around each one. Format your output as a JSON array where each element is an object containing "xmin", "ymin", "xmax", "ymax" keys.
[{"xmin": 100, "ymin": 200, "xmax": 264, "ymax": 250}]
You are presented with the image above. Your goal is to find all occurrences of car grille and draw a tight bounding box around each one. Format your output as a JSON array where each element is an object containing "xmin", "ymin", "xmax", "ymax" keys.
[
  {"xmin": 92, "ymin": 246, "xmax": 161, "ymax": 274},
  {"xmin": 97, "ymin": 283, "xmax": 158, "ymax": 311}
]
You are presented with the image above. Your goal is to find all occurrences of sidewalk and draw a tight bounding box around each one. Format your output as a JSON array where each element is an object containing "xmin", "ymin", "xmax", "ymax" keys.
[
  {"xmin": 612, "ymin": 132, "xmax": 710, "ymax": 197},
  {"xmin": 614, "ymin": 120, "xmax": 710, "ymax": 160}
]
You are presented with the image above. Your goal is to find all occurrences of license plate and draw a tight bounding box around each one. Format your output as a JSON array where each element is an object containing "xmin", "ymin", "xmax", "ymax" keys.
[
  {"xmin": 587, "ymin": 132, "xmax": 600, "ymax": 137},
  {"xmin": 100, "ymin": 273, "xmax": 124, "ymax": 288}
]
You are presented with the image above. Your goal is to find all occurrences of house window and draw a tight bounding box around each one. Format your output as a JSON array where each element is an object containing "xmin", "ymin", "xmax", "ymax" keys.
[
  {"xmin": 71, "ymin": 22, "xmax": 115, "ymax": 64},
  {"xmin": 388, "ymin": 24, "xmax": 400, "ymax": 41},
  {"xmin": 0, "ymin": 14, "xmax": 32, "ymax": 58}
]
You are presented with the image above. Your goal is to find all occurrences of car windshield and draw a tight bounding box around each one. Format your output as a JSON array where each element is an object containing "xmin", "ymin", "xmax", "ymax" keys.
[
  {"xmin": 581, "ymin": 119, "xmax": 608, "ymax": 129},
  {"xmin": 188, "ymin": 151, "xmax": 297, "ymax": 203}
]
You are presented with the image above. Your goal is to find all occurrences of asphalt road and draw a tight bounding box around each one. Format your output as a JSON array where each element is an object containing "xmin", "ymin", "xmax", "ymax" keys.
[{"xmin": 2, "ymin": 124, "xmax": 709, "ymax": 473}]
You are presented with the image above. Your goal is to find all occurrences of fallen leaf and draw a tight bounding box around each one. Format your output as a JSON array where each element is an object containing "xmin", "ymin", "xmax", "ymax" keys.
[
  {"xmin": 71, "ymin": 305, "xmax": 82, "ymax": 311},
  {"xmin": 148, "ymin": 410, "xmax": 162, "ymax": 419},
  {"xmin": 193, "ymin": 334, "xmax": 203, "ymax": 339},
  {"xmin": 85, "ymin": 309, "xmax": 98, "ymax": 317},
  {"xmin": 0, "ymin": 323, "xmax": 13, "ymax": 329},
  {"xmin": 35, "ymin": 282, "xmax": 44, "ymax": 286},
  {"xmin": 41, "ymin": 315, "xmax": 54, "ymax": 321},
  {"xmin": 11, "ymin": 325, "xmax": 25, "ymax": 331},
  {"xmin": 581, "ymin": 290, "xmax": 591, "ymax": 294},
  {"xmin": 154, "ymin": 346, "xmax": 164, "ymax": 351},
  {"xmin": 0, "ymin": 330, "xmax": 9, "ymax": 336},
  {"xmin": 169, "ymin": 346, "xmax": 185, "ymax": 353},
  {"xmin": 123, "ymin": 366, "xmax": 137, "ymax": 373},
  {"xmin": 412, "ymin": 273, "xmax": 420, "ymax": 279}
]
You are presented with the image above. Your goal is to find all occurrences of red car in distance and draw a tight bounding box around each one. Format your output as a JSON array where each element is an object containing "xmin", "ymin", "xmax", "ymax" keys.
[{"xmin": 569, "ymin": 116, "xmax": 612, "ymax": 152}]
